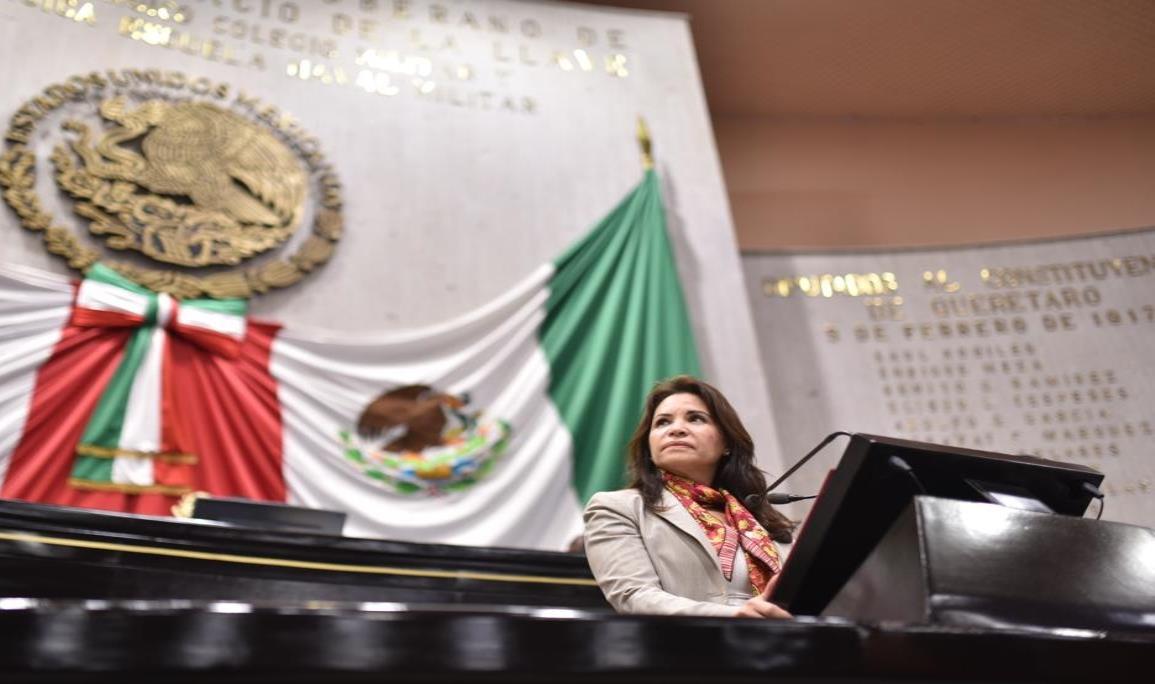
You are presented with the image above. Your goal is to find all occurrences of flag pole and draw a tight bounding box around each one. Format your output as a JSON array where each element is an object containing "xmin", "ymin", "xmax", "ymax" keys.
[{"xmin": 636, "ymin": 116, "xmax": 654, "ymax": 170}]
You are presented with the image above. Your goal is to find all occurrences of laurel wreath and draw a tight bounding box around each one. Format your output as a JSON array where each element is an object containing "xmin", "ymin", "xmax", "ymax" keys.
[
  {"xmin": 338, "ymin": 420, "xmax": 513, "ymax": 496},
  {"xmin": 0, "ymin": 77, "xmax": 343, "ymax": 300}
]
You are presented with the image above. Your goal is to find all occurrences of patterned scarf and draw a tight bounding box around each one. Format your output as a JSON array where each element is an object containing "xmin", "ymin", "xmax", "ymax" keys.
[{"xmin": 662, "ymin": 470, "xmax": 781, "ymax": 594}]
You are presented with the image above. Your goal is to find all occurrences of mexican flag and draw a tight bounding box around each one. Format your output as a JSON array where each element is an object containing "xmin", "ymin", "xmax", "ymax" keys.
[{"xmin": 0, "ymin": 170, "xmax": 699, "ymax": 549}]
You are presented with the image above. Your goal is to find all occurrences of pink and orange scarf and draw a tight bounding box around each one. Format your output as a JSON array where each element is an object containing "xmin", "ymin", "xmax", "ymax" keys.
[{"xmin": 662, "ymin": 471, "xmax": 781, "ymax": 594}]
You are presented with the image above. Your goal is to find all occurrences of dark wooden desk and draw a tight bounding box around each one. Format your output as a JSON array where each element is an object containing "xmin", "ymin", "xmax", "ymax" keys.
[
  {"xmin": 0, "ymin": 499, "xmax": 605, "ymax": 607},
  {"xmin": 0, "ymin": 599, "xmax": 1152, "ymax": 682}
]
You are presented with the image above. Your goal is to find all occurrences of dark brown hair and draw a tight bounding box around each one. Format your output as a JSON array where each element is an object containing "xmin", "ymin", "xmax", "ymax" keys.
[{"xmin": 627, "ymin": 375, "xmax": 795, "ymax": 543}]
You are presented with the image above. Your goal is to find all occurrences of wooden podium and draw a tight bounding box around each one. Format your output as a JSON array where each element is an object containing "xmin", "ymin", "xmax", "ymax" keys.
[
  {"xmin": 824, "ymin": 496, "xmax": 1155, "ymax": 632},
  {"xmin": 771, "ymin": 434, "xmax": 1107, "ymax": 617}
]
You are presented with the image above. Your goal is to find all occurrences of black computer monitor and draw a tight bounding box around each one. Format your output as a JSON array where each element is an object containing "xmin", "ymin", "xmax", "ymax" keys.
[
  {"xmin": 770, "ymin": 433, "xmax": 1103, "ymax": 616},
  {"xmin": 192, "ymin": 497, "xmax": 347, "ymax": 535}
]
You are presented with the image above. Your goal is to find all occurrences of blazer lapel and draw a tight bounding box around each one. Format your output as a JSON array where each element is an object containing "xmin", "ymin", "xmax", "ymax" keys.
[{"xmin": 654, "ymin": 489, "xmax": 723, "ymax": 575}]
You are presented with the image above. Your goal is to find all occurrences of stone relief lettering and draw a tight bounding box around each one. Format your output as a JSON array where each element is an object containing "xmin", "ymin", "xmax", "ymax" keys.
[
  {"xmin": 748, "ymin": 234, "xmax": 1155, "ymax": 522},
  {"xmin": 15, "ymin": 0, "xmax": 635, "ymax": 115}
]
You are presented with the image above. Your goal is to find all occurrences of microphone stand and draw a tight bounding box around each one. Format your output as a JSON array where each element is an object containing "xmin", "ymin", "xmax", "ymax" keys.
[{"xmin": 746, "ymin": 431, "xmax": 852, "ymax": 509}]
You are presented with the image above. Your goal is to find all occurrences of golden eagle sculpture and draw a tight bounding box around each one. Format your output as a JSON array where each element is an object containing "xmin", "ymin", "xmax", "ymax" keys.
[
  {"xmin": 83, "ymin": 97, "xmax": 303, "ymax": 226},
  {"xmin": 55, "ymin": 96, "xmax": 307, "ymax": 267}
]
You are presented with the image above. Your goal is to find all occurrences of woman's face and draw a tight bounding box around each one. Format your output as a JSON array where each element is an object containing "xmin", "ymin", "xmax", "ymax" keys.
[{"xmin": 649, "ymin": 392, "xmax": 726, "ymax": 484}]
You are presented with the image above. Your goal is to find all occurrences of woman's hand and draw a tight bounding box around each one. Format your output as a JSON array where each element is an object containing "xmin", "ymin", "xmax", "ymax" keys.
[{"xmin": 734, "ymin": 574, "xmax": 793, "ymax": 619}]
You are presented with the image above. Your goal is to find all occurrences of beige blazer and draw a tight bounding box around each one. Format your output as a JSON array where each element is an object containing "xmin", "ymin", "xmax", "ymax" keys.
[{"xmin": 583, "ymin": 488, "xmax": 740, "ymax": 617}]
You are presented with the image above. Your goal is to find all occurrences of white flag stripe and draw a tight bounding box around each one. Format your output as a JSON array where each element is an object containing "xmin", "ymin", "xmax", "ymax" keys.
[
  {"xmin": 178, "ymin": 304, "xmax": 246, "ymax": 339},
  {"xmin": 0, "ymin": 331, "xmax": 70, "ymax": 384},
  {"xmin": 0, "ymin": 311, "xmax": 74, "ymax": 340},
  {"xmin": 76, "ymin": 279, "xmax": 150, "ymax": 318},
  {"xmin": 117, "ymin": 325, "xmax": 168, "ymax": 471},
  {"xmin": 155, "ymin": 293, "xmax": 175, "ymax": 329},
  {"xmin": 0, "ymin": 263, "xmax": 73, "ymax": 293},
  {"xmin": 0, "ymin": 267, "xmax": 71, "ymax": 487},
  {"xmin": 111, "ymin": 454, "xmax": 153, "ymax": 486}
]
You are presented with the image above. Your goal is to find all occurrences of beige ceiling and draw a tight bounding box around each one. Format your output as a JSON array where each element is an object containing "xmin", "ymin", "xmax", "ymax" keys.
[{"xmin": 573, "ymin": 0, "xmax": 1155, "ymax": 118}]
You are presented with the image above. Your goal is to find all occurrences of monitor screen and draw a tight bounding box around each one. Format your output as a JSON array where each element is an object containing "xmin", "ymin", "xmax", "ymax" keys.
[{"xmin": 770, "ymin": 433, "xmax": 1103, "ymax": 616}]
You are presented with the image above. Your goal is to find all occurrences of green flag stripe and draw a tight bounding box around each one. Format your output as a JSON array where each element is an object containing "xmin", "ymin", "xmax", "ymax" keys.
[
  {"xmin": 182, "ymin": 297, "xmax": 247, "ymax": 315},
  {"xmin": 71, "ymin": 455, "xmax": 114, "ymax": 483},
  {"xmin": 78, "ymin": 325, "xmax": 154, "ymax": 451},
  {"xmin": 541, "ymin": 170, "xmax": 700, "ymax": 503},
  {"xmin": 86, "ymin": 263, "xmax": 152, "ymax": 295}
]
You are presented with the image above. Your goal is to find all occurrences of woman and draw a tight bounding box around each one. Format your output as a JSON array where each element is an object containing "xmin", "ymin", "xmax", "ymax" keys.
[{"xmin": 583, "ymin": 375, "xmax": 794, "ymax": 618}]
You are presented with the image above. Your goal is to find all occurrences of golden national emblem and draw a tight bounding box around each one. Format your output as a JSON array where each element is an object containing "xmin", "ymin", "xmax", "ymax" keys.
[{"xmin": 0, "ymin": 69, "xmax": 343, "ymax": 299}]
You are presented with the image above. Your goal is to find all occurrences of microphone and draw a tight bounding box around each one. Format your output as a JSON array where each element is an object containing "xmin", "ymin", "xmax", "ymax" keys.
[
  {"xmin": 744, "ymin": 492, "xmax": 815, "ymax": 508},
  {"xmin": 745, "ymin": 431, "xmax": 852, "ymax": 510},
  {"xmin": 762, "ymin": 492, "xmax": 817, "ymax": 505}
]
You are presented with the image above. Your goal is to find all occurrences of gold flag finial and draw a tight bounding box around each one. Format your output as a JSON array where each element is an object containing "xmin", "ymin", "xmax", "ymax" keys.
[{"xmin": 636, "ymin": 116, "xmax": 654, "ymax": 170}]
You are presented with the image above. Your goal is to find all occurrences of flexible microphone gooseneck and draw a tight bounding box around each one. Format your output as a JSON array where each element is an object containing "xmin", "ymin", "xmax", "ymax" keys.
[
  {"xmin": 886, "ymin": 454, "xmax": 927, "ymax": 494},
  {"xmin": 744, "ymin": 431, "xmax": 852, "ymax": 509},
  {"xmin": 763, "ymin": 492, "xmax": 818, "ymax": 505}
]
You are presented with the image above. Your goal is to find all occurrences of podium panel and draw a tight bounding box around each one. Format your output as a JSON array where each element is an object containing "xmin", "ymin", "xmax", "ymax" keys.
[{"xmin": 824, "ymin": 497, "xmax": 1155, "ymax": 632}]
